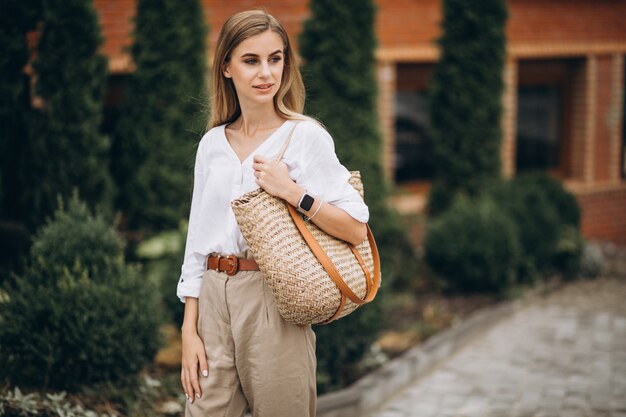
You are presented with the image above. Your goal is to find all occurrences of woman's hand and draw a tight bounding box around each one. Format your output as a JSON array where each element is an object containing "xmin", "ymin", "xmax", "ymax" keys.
[
  {"xmin": 252, "ymin": 155, "xmax": 367, "ymax": 245},
  {"xmin": 181, "ymin": 329, "xmax": 208, "ymax": 403},
  {"xmin": 180, "ymin": 297, "xmax": 207, "ymax": 403},
  {"xmin": 252, "ymin": 155, "xmax": 299, "ymax": 199}
]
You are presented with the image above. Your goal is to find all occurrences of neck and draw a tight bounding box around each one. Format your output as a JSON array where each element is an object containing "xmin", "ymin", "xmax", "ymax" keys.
[{"xmin": 236, "ymin": 99, "xmax": 283, "ymax": 137}]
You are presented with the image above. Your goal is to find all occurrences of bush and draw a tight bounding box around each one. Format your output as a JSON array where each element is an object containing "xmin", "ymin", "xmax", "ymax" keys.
[
  {"xmin": 491, "ymin": 173, "xmax": 582, "ymax": 277},
  {"xmin": 299, "ymin": 0, "xmax": 417, "ymax": 392},
  {"xmin": 25, "ymin": 0, "xmax": 113, "ymax": 229},
  {"xmin": 0, "ymin": 195, "xmax": 163, "ymax": 391},
  {"xmin": 424, "ymin": 196, "xmax": 520, "ymax": 293},
  {"xmin": 111, "ymin": 0, "xmax": 208, "ymax": 232},
  {"xmin": 514, "ymin": 172, "xmax": 581, "ymax": 228},
  {"xmin": 314, "ymin": 299, "xmax": 384, "ymax": 394},
  {"xmin": 427, "ymin": 0, "xmax": 507, "ymax": 215},
  {"xmin": 136, "ymin": 222, "xmax": 187, "ymax": 326},
  {"xmin": 0, "ymin": 387, "xmax": 112, "ymax": 417}
]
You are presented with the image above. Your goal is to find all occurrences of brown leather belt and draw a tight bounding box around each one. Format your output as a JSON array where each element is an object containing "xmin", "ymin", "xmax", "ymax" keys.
[{"xmin": 206, "ymin": 255, "xmax": 259, "ymax": 276}]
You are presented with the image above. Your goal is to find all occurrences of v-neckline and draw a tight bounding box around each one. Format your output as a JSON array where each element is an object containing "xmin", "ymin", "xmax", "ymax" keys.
[{"xmin": 222, "ymin": 120, "xmax": 291, "ymax": 165}]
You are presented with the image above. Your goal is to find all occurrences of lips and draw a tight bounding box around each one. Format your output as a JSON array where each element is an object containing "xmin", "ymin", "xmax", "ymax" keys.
[{"xmin": 253, "ymin": 83, "xmax": 274, "ymax": 91}]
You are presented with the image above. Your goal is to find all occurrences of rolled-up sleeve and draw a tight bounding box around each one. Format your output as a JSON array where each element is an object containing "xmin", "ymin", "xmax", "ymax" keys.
[
  {"xmin": 288, "ymin": 122, "xmax": 369, "ymax": 223},
  {"xmin": 176, "ymin": 138, "xmax": 208, "ymax": 303}
]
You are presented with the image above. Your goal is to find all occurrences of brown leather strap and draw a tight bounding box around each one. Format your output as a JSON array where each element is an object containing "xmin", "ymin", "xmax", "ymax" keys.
[
  {"xmin": 206, "ymin": 255, "xmax": 260, "ymax": 276},
  {"xmin": 285, "ymin": 203, "xmax": 381, "ymax": 323}
]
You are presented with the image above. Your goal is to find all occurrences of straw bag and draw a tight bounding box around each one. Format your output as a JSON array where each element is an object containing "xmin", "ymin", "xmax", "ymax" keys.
[{"xmin": 231, "ymin": 123, "xmax": 381, "ymax": 326}]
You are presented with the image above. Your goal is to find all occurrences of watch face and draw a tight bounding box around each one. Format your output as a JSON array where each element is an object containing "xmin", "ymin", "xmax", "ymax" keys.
[{"xmin": 300, "ymin": 194, "xmax": 315, "ymax": 211}]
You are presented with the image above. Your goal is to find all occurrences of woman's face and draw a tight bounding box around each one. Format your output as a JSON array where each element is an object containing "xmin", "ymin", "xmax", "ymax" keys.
[{"xmin": 224, "ymin": 30, "xmax": 285, "ymax": 108}]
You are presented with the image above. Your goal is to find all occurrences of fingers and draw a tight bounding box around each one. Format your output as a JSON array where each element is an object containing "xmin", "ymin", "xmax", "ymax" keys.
[
  {"xmin": 253, "ymin": 154, "xmax": 270, "ymax": 164},
  {"xmin": 181, "ymin": 367, "xmax": 195, "ymax": 403},
  {"xmin": 199, "ymin": 353, "xmax": 209, "ymax": 380},
  {"xmin": 189, "ymin": 357, "xmax": 202, "ymax": 401}
]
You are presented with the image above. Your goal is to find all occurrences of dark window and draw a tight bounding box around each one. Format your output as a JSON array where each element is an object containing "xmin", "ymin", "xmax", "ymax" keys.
[
  {"xmin": 623, "ymin": 56, "xmax": 626, "ymax": 179},
  {"xmin": 515, "ymin": 59, "xmax": 583, "ymax": 177},
  {"xmin": 395, "ymin": 90, "xmax": 433, "ymax": 182},
  {"xmin": 102, "ymin": 74, "xmax": 130, "ymax": 136},
  {"xmin": 394, "ymin": 64, "xmax": 434, "ymax": 183},
  {"xmin": 516, "ymin": 85, "xmax": 562, "ymax": 172}
]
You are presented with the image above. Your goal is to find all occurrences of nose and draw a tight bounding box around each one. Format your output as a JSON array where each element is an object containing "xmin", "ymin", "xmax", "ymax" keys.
[{"xmin": 258, "ymin": 61, "xmax": 270, "ymax": 78}]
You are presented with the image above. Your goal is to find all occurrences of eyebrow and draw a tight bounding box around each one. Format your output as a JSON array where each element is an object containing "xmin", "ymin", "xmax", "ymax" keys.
[{"xmin": 240, "ymin": 49, "xmax": 283, "ymax": 58}]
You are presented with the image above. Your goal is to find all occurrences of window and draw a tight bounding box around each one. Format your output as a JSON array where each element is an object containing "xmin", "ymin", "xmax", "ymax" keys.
[
  {"xmin": 515, "ymin": 59, "xmax": 581, "ymax": 177},
  {"xmin": 516, "ymin": 85, "xmax": 562, "ymax": 172},
  {"xmin": 395, "ymin": 90, "xmax": 433, "ymax": 182},
  {"xmin": 394, "ymin": 64, "xmax": 434, "ymax": 183},
  {"xmin": 623, "ymin": 57, "xmax": 626, "ymax": 179}
]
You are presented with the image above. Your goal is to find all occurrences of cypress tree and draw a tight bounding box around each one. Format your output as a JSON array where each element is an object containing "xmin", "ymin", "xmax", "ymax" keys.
[
  {"xmin": 0, "ymin": 0, "xmax": 43, "ymax": 275},
  {"xmin": 24, "ymin": 0, "xmax": 112, "ymax": 227},
  {"xmin": 299, "ymin": 0, "xmax": 418, "ymax": 391},
  {"xmin": 0, "ymin": 1, "xmax": 38, "ymax": 217},
  {"xmin": 428, "ymin": 0, "xmax": 508, "ymax": 215},
  {"xmin": 111, "ymin": 0, "xmax": 208, "ymax": 233}
]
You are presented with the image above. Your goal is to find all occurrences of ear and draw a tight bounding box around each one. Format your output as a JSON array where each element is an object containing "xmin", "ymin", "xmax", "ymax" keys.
[{"xmin": 223, "ymin": 65, "xmax": 232, "ymax": 79}]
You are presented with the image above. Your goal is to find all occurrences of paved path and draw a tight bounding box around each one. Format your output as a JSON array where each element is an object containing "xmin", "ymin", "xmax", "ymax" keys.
[{"xmin": 371, "ymin": 277, "xmax": 626, "ymax": 417}]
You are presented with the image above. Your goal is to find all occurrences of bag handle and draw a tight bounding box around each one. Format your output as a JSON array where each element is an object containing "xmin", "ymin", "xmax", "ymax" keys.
[
  {"xmin": 286, "ymin": 203, "xmax": 381, "ymax": 323},
  {"xmin": 276, "ymin": 120, "xmax": 381, "ymax": 323},
  {"xmin": 274, "ymin": 121, "xmax": 299, "ymax": 162}
]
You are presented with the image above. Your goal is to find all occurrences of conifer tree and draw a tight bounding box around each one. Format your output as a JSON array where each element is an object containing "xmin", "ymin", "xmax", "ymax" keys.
[
  {"xmin": 24, "ymin": 0, "xmax": 112, "ymax": 227},
  {"xmin": 111, "ymin": 0, "xmax": 208, "ymax": 233},
  {"xmin": 428, "ymin": 0, "xmax": 507, "ymax": 215},
  {"xmin": 0, "ymin": 0, "xmax": 43, "ymax": 276},
  {"xmin": 0, "ymin": 0, "xmax": 42, "ymax": 220},
  {"xmin": 299, "ymin": 0, "xmax": 418, "ymax": 391}
]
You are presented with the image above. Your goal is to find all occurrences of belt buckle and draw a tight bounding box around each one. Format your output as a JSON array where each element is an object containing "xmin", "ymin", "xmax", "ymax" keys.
[{"xmin": 221, "ymin": 255, "xmax": 239, "ymax": 276}]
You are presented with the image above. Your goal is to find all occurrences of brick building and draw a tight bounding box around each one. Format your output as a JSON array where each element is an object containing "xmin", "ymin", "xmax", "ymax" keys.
[{"xmin": 95, "ymin": 0, "xmax": 626, "ymax": 245}]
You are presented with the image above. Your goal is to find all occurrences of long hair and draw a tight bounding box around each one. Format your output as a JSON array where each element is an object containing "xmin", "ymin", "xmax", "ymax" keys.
[{"xmin": 208, "ymin": 10, "xmax": 307, "ymax": 130}]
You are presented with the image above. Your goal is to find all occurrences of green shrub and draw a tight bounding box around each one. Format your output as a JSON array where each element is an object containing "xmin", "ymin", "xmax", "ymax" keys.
[
  {"xmin": 29, "ymin": 195, "xmax": 122, "ymax": 281},
  {"xmin": 0, "ymin": 195, "xmax": 162, "ymax": 391},
  {"xmin": 136, "ymin": 222, "xmax": 187, "ymax": 326},
  {"xmin": 314, "ymin": 299, "xmax": 384, "ymax": 394},
  {"xmin": 491, "ymin": 173, "xmax": 582, "ymax": 277},
  {"xmin": 299, "ymin": 0, "xmax": 417, "ymax": 392},
  {"xmin": 24, "ymin": 0, "xmax": 113, "ymax": 229},
  {"xmin": 427, "ymin": 0, "xmax": 507, "ymax": 215},
  {"xmin": 516, "ymin": 172, "xmax": 581, "ymax": 228},
  {"xmin": 424, "ymin": 196, "xmax": 520, "ymax": 293},
  {"xmin": 111, "ymin": 0, "xmax": 208, "ymax": 232},
  {"xmin": 0, "ymin": 387, "xmax": 113, "ymax": 417}
]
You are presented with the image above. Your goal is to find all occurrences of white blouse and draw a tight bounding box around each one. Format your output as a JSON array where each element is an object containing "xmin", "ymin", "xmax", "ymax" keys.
[{"xmin": 176, "ymin": 119, "xmax": 370, "ymax": 302}]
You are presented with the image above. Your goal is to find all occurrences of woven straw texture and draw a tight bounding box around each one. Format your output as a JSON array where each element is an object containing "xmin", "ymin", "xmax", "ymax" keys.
[{"xmin": 231, "ymin": 172, "xmax": 376, "ymax": 325}]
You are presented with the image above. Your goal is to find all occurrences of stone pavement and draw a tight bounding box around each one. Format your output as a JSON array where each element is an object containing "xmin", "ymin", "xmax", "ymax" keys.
[{"xmin": 371, "ymin": 277, "xmax": 626, "ymax": 417}]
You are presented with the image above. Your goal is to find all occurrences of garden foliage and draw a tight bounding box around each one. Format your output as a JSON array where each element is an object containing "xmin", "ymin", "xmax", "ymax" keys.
[
  {"xmin": 425, "ymin": 196, "xmax": 520, "ymax": 293},
  {"xmin": 428, "ymin": 0, "xmax": 508, "ymax": 215},
  {"xmin": 0, "ymin": 195, "xmax": 162, "ymax": 391},
  {"xmin": 0, "ymin": 0, "xmax": 44, "ymax": 276},
  {"xmin": 0, "ymin": 0, "xmax": 42, "ymax": 220},
  {"xmin": 424, "ymin": 173, "xmax": 583, "ymax": 292},
  {"xmin": 299, "ymin": 0, "xmax": 417, "ymax": 391},
  {"xmin": 493, "ymin": 173, "xmax": 583, "ymax": 278},
  {"xmin": 111, "ymin": 0, "xmax": 209, "ymax": 233},
  {"xmin": 23, "ymin": 0, "xmax": 113, "ymax": 228}
]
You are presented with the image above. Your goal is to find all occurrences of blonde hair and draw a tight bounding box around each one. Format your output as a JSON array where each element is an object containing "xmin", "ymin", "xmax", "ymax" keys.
[{"xmin": 208, "ymin": 10, "xmax": 307, "ymax": 130}]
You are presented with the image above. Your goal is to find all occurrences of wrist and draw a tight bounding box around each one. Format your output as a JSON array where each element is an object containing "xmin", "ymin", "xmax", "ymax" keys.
[
  {"xmin": 181, "ymin": 326, "xmax": 198, "ymax": 339},
  {"xmin": 285, "ymin": 184, "xmax": 306, "ymax": 207}
]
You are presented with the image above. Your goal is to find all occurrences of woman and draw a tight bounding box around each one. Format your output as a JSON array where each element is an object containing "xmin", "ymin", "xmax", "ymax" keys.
[{"xmin": 177, "ymin": 10, "xmax": 369, "ymax": 417}]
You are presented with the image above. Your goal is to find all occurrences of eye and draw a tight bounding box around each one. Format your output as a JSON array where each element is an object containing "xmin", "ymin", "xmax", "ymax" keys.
[
  {"xmin": 244, "ymin": 59, "xmax": 258, "ymax": 65},
  {"xmin": 270, "ymin": 56, "xmax": 283, "ymax": 63}
]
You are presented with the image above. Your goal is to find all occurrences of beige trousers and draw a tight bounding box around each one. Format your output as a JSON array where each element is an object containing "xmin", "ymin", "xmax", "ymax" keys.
[{"xmin": 185, "ymin": 252, "xmax": 317, "ymax": 417}]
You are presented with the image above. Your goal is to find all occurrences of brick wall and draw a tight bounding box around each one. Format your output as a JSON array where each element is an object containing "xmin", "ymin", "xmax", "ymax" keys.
[
  {"xmin": 87, "ymin": 0, "xmax": 626, "ymax": 246},
  {"xmin": 93, "ymin": 0, "xmax": 310, "ymax": 72},
  {"xmin": 577, "ymin": 187, "xmax": 626, "ymax": 246}
]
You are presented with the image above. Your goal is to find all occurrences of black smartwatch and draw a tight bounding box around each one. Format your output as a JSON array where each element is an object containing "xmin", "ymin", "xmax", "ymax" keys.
[{"xmin": 298, "ymin": 192, "xmax": 315, "ymax": 212}]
